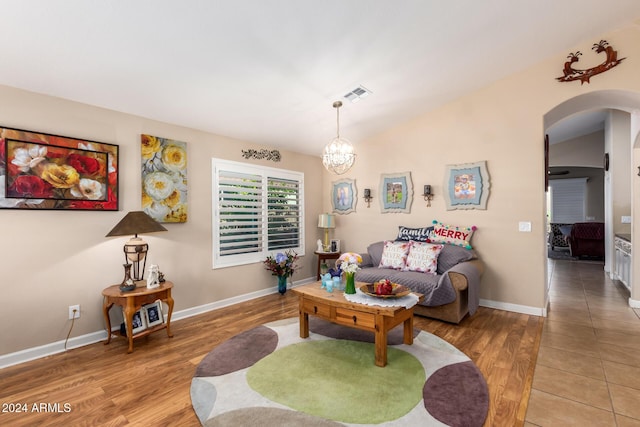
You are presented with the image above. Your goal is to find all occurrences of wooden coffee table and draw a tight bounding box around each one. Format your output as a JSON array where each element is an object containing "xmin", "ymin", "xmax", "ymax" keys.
[{"xmin": 292, "ymin": 281, "xmax": 423, "ymax": 367}]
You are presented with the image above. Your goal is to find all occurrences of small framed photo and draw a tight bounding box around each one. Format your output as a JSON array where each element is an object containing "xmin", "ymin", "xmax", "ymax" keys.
[
  {"xmin": 330, "ymin": 239, "xmax": 340, "ymax": 253},
  {"xmin": 124, "ymin": 309, "xmax": 147, "ymax": 335},
  {"xmin": 331, "ymin": 178, "xmax": 357, "ymax": 214},
  {"xmin": 143, "ymin": 301, "xmax": 164, "ymax": 327}
]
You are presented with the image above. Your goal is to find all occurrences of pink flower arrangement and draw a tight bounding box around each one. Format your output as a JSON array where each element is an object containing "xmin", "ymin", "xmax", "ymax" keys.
[{"xmin": 338, "ymin": 252, "xmax": 362, "ymax": 274}]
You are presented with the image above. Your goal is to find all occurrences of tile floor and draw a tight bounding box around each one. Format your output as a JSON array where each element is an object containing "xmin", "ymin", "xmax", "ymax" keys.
[{"xmin": 525, "ymin": 258, "xmax": 640, "ymax": 426}]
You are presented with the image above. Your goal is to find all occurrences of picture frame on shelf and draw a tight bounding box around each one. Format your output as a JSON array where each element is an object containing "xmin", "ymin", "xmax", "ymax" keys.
[
  {"xmin": 124, "ymin": 309, "xmax": 147, "ymax": 335},
  {"xmin": 331, "ymin": 178, "xmax": 357, "ymax": 214},
  {"xmin": 379, "ymin": 172, "xmax": 413, "ymax": 213},
  {"xmin": 143, "ymin": 301, "xmax": 164, "ymax": 328},
  {"xmin": 330, "ymin": 239, "xmax": 340, "ymax": 253},
  {"xmin": 443, "ymin": 161, "xmax": 490, "ymax": 210}
]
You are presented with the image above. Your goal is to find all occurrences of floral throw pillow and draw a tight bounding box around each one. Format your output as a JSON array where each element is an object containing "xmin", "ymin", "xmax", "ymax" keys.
[
  {"xmin": 403, "ymin": 241, "xmax": 444, "ymax": 274},
  {"xmin": 378, "ymin": 240, "xmax": 411, "ymax": 270}
]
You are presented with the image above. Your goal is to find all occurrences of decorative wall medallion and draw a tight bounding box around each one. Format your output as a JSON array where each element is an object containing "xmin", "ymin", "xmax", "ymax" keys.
[
  {"xmin": 241, "ymin": 149, "xmax": 281, "ymax": 162},
  {"xmin": 556, "ymin": 40, "xmax": 625, "ymax": 85}
]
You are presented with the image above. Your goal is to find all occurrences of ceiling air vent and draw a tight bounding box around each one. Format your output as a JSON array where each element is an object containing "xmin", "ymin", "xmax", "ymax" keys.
[{"xmin": 343, "ymin": 85, "xmax": 372, "ymax": 103}]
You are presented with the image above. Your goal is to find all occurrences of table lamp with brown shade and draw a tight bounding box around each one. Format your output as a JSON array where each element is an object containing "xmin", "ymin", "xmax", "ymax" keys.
[{"xmin": 106, "ymin": 211, "xmax": 168, "ymax": 286}]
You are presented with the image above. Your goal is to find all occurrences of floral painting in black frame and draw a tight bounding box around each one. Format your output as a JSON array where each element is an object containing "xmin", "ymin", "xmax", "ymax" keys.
[{"xmin": 0, "ymin": 126, "xmax": 119, "ymax": 210}]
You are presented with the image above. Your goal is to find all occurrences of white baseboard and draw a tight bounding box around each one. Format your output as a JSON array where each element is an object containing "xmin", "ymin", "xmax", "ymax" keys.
[
  {"xmin": 479, "ymin": 299, "xmax": 545, "ymax": 317},
  {"xmin": 0, "ymin": 277, "xmax": 317, "ymax": 370},
  {"xmin": 0, "ymin": 330, "xmax": 109, "ymax": 370},
  {"xmin": 2, "ymin": 277, "xmax": 543, "ymax": 369}
]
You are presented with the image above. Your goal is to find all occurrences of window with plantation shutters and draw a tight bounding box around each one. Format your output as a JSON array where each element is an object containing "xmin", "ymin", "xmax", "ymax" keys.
[
  {"xmin": 212, "ymin": 158, "xmax": 304, "ymax": 269},
  {"xmin": 549, "ymin": 178, "xmax": 586, "ymax": 223}
]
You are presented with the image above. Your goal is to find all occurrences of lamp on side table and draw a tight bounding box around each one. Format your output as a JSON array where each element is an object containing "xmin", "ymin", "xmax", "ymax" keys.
[{"xmin": 317, "ymin": 213, "xmax": 335, "ymax": 251}]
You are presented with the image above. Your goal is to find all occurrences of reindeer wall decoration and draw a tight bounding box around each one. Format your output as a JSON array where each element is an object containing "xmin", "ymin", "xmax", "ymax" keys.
[{"xmin": 556, "ymin": 40, "xmax": 625, "ymax": 84}]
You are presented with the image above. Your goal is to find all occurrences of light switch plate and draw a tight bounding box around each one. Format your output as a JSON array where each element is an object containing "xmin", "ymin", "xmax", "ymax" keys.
[
  {"xmin": 622, "ymin": 216, "xmax": 632, "ymax": 224},
  {"xmin": 518, "ymin": 221, "xmax": 532, "ymax": 232}
]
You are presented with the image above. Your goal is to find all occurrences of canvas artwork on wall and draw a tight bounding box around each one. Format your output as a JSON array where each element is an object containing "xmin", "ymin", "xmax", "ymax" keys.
[
  {"xmin": 0, "ymin": 126, "xmax": 119, "ymax": 210},
  {"xmin": 141, "ymin": 134, "xmax": 188, "ymax": 223}
]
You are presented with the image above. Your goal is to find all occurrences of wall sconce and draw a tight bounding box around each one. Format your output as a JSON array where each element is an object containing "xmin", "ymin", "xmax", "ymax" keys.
[
  {"xmin": 423, "ymin": 185, "xmax": 434, "ymax": 207},
  {"xmin": 363, "ymin": 188, "xmax": 373, "ymax": 208}
]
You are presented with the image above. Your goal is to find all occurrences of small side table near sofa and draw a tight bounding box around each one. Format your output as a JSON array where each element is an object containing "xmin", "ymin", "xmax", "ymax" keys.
[
  {"xmin": 314, "ymin": 251, "xmax": 340, "ymax": 280},
  {"xmin": 102, "ymin": 281, "xmax": 174, "ymax": 353}
]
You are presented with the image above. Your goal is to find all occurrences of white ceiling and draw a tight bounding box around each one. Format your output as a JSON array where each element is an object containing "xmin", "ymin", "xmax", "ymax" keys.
[{"xmin": 1, "ymin": 1, "xmax": 639, "ymax": 156}]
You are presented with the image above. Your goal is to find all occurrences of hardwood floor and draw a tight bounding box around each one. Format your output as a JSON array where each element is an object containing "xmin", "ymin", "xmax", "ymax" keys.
[{"xmin": 0, "ymin": 289, "xmax": 543, "ymax": 426}]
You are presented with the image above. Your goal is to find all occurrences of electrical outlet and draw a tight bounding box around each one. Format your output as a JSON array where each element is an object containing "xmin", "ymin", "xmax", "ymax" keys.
[{"xmin": 68, "ymin": 304, "xmax": 80, "ymax": 320}]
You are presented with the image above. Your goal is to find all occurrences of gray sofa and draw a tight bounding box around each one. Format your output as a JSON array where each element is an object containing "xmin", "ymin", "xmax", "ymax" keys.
[{"xmin": 354, "ymin": 241, "xmax": 484, "ymax": 323}]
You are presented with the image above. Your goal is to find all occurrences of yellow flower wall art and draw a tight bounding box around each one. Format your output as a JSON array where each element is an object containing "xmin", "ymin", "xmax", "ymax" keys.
[{"xmin": 141, "ymin": 134, "xmax": 187, "ymax": 223}]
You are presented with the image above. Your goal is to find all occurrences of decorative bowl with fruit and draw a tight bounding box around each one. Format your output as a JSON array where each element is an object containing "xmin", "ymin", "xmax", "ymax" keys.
[{"xmin": 359, "ymin": 279, "xmax": 411, "ymax": 298}]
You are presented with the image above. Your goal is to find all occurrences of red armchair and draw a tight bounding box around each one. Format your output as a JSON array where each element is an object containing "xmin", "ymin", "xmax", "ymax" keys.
[{"xmin": 567, "ymin": 222, "xmax": 605, "ymax": 258}]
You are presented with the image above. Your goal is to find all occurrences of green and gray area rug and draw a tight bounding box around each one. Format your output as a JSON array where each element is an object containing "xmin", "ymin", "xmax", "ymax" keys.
[{"xmin": 191, "ymin": 317, "xmax": 488, "ymax": 426}]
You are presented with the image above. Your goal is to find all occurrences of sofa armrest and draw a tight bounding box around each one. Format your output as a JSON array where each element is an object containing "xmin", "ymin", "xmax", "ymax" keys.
[
  {"xmin": 360, "ymin": 253, "xmax": 374, "ymax": 268},
  {"xmin": 444, "ymin": 259, "xmax": 484, "ymax": 292},
  {"xmin": 438, "ymin": 259, "xmax": 483, "ymax": 316}
]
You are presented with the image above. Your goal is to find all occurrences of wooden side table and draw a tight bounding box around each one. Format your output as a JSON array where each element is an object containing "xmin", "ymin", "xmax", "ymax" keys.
[
  {"xmin": 314, "ymin": 251, "xmax": 340, "ymax": 280},
  {"xmin": 102, "ymin": 281, "xmax": 174, "ymax": 353}
]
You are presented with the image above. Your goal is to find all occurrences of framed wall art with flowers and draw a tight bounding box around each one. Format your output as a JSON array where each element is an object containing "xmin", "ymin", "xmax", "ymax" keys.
[
  {"xmin": 0, "ymin": 126, "xmax": 119, "ymax": 210},
  {"xmin": 141, "ymin": 134, "xmax": 188, "ymax": 223}
]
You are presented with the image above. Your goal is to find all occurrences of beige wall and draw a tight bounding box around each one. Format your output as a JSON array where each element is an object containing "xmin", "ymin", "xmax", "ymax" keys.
[
  {"xmin": 323, "ymin": 23, "xmax": 640, "ymax": 312},
  {"xmin": 550, "ymin": 130, "xmax": 604, "ymax": 168},
  {"xmin": 0, "ymin": 85, "xmax": 324, "ymax": 356},
  {"xmin": 609, "ymin": 109, "xmax": 632, "ymax": 235},
  {"xmin": 3, "ymin": 21, "xmax": 640, "ymax": 360}
]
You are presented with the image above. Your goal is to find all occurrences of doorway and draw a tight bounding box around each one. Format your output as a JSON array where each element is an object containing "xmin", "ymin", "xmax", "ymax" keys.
[{"xmin": 543, "ymin": 89, "xmax": 640, "ymax": 307}]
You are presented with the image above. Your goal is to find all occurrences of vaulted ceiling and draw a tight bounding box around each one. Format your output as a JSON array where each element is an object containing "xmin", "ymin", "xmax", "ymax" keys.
[{"xmin": 1, "ymin": 1, "xmax": 639, "ymax": 155}]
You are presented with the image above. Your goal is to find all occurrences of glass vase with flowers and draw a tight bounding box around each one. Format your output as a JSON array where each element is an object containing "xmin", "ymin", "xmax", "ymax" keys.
[
  {"xmin": 264, "ymin": 250, "xmax": 299, "ymax": 294},
  {"xmin": 337, "ymin": 252, "xmax": 362, "ymax": 294}
]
